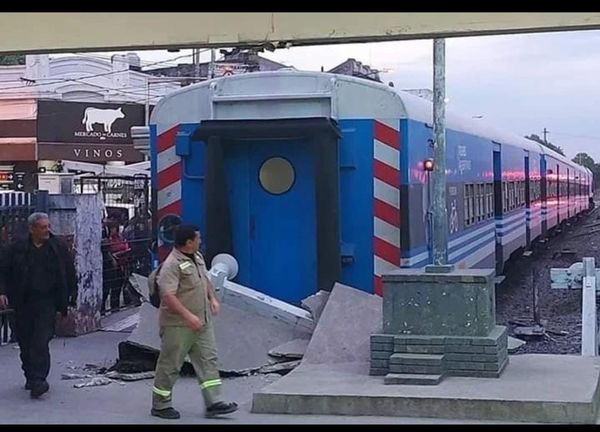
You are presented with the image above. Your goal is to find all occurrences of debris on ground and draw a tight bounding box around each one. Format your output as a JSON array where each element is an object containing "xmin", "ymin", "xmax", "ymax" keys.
[
  {"xmin": 258, "ymin": 360, "xmax": 301, "ymax": 375},
  {"xmin": 497, "ymin": 203, "xmax": 599, "ymax": 354},
  {"xmin": 61, "ymin": 373, "xmax": 94, "ymax": 380},
  {"xmin": 267, "ymin": 339, "xmax": 309, "ymax": 360},
  {"xmin": 105, "ymin": 371, "xmax": 155, "ymax": 381},
  {"xmin": 300, "ymin": 290, "xmax": 330, "ymax": 323},
  {"xmin": 507, "ymin": 336, "xmax": 526, "ymax": 353},
  {"xmin": 513, "ymin": 325, "xmax": 546, "ymax": 340},
  {"xmin": 73, "ymin": 376, "xmax": 113, "ymax": 388}
]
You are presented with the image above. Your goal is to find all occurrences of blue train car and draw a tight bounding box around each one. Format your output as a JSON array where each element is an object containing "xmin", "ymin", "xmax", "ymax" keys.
[{"xmin": 149, "ymin": 70, "xmax": 591, "ymax": 304}]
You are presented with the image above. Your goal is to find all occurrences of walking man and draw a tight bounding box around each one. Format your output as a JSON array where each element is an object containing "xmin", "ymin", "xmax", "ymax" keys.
[
  {"xmin": 0, "ymin": 212, "xmax": 77, "ymax": 398},
  {"xmin": 151, "ymin": 224, "xmax": 237, "ymax": 419}
]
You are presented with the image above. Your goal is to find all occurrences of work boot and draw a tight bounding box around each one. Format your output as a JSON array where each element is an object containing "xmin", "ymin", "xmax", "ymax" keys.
[
  {"xmin": 151, "ymin": 407, "xmax": 181, "ymax": 420},
  {"xmin": 24, "ymin": 380, "xmax": 33, "ymax": 390},
  {"xmin": 30, "ymin": 380, "xmax": 49, "ymax": 399},
  {"xmin": 205, "ymin": 401, "xmax": 238, "ymax": 418}
]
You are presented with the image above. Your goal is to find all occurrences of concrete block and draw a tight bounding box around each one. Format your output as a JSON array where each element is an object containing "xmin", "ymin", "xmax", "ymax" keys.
[
  {"xmin": 384, "ymin": 373, "xmax": 445, "ymax": 385},
  {"xmin": 471, "ymin": 326, "xmax": 508, "ymax": 346},
  {"xmin": 370, "ymin": 359, "xmax": 389, "ymax": 368},
  {"xmin": 371, "ymin": 334, "xmax": 394, "ymax": 344},
  {"xmin": 470, "ymin": 353, "xmax": 502, "ymax": 363},
  {"xmin": 444, "ymin": 337, "xmax": 473, "ymax": 345},
  {"xmin": 389, "ymin": 364, "xmax": 444, "ymax": 375},
  {"xmin": 371, "ymin": 351, "xmax": 392, "ymax": 360},
  {"xmin": 406, "ymin": 345, "xmax": 445, "ymax": 354},
  {"xmin": 369, "ymin": 368, "xmax": 388, "ymax": 376},
  {"xmin": 389, "ymin": 353, "xmax": 444, "ymax": 366},
  {"xmin": 394, "ymin": 336, "xmax": 445, "ymax": 345},
  {"xmin": 446, "ymin": 345, "xmax": 485, "ymax": 354},
  {"xmin": 382, "ymin": 268, "xmax": 496, "ymax": 337},
  {"xmin": 445, "ymin": 353, "xmax": 473, "ymax": 362},
  {"xmin": 371, "ymin": 342, "xmax": 393, "ymax": 351},
  {"xmin": 446, "ymin": 361, "xmax": 485, "ymax": 371}
]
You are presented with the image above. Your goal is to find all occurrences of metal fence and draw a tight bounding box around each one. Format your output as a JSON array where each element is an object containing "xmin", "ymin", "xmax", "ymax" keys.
[
  {"xmin": 76, "ymin": 176, "xmax": 152, "ymax": 315},
  {"xmin": 0, "ymin": 191, "xmax": 38, "ymax": 345}
]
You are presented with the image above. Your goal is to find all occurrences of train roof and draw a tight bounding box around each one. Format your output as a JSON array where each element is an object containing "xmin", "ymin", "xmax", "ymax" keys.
[{"xmin": 152, "ymin": 70, "xmax": 585, "ymax": 173}]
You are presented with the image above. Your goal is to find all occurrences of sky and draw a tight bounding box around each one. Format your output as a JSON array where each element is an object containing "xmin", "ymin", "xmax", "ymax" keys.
[{"xmin": 56, "ymin": 29, "xmax": 600, "ymax": 162}]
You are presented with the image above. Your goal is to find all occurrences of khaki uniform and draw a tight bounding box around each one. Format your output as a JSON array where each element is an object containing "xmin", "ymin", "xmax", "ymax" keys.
[{"xmin": 152, "ymin": 248, "xmax": 221, "ymax": 410}]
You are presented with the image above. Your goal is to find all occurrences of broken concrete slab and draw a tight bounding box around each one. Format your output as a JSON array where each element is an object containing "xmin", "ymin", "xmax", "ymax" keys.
[
  {"xmin": 259, "ymin": 360, "xmax": 301, "ymax": 375},
  {"xmin": 300, "ymin": 290, "xmax": 330, "ymax": 323},
  {"xmin": 268, "ymin": 339, "xmax": 309, "ymax": 360},
  {"xmin": 215, "ymin": 302, "xmax": 310, "ymax": 371},
  {"xmin": 129, "ymin": 273, "xmax": 149, "ymax": 301},
  {"xmin": 122, "ymin": 300, "xmax": 311, "ymax": 373},
  {"xmin": 514, "ymin": 326, "xmax": 545, "ymax": 340},
  {"xmin": 122, "ymin": 303, "xmax": 159, "ymax": 351},
  {"xmin": 101, "ymin": 312, "xmax": 140, "ymax": 333},
  {"xmin": 130, "ymin": 274, "xmax": 314, "ymax": 333},
  {"xmin": 508, "ymin": 336, "xmax": 526, "ymax": 353},
  {"xmin": 303, "ymin": 283, "xmax": 382, "ymax": 365},
  {"xmin": 220, "ymin": 280, "xmax": 314, "ymax": 333}
]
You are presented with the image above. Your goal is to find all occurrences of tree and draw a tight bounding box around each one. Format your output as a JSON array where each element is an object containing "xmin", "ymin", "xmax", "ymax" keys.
[
  {"xmin": 570, "ymin": 152, "xmax": 600, "ymax": 190},
  {"xmin": 524, "ymin": 134, "xmax": 565, "ymax": 156},
  {"xmin": 0, "ymin": 55, "xmax": 25, "ymax": 65},
  {"xmin": 572, "ymin": 152, "xmax": 595, "ymax": 170}
]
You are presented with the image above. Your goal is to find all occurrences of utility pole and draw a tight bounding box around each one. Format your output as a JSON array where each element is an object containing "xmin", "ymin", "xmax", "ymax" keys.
[
  {"xmin": 209, "ymin": 49, "xmax": 216, "ymax": 79},
  {"xmin": 145, "ymin": 79, "xmax": 150, "ymax": 126},
  {"xmin": 431, "ymin": 38, "xmax": 448, "ymax": 267},
  {"xmin": 543, "ymin": 128, "xmax": 548, "ymax": 145},
  {"xmin": 193, "ymin": 48, "xmax": 200, "ymax": 80}
]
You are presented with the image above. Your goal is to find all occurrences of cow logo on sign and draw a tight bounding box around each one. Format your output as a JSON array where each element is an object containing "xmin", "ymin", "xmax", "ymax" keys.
[
  {"xmin": 82, "ymin": 107, "xmax": 125, "ymax": 133},
  {"xmin": 74, "ymin": 107, "xmax": 128, "ymax": 141}
]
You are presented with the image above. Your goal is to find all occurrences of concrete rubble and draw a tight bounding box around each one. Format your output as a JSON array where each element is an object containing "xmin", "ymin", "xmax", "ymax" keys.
[
  {"xmin": 268, "ymin": 339, "xmax": 309, "ymax": 360},
  {"xmin": 114, "ymin": 275, "xmax": 317, "ymax": 377},
  {"xmin": 74, "ymin": 376, "xmax": 114, "ymax": 388},
  {"xmin": 507, "ymin": 336, "xmax": 526, "ymax": 353},
  {"xmin": 300, "ymin": 290, "xmax": 330, "ymax": 323},
  {"xmin": 61, "ymin": 373, "xmax": 94, "ymax": 380}
]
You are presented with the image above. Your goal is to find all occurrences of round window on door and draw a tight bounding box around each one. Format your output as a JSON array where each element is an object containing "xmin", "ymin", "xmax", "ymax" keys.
[{"xmin": 259, "ymin": 157, "xmax": 296, "ymax": 195}]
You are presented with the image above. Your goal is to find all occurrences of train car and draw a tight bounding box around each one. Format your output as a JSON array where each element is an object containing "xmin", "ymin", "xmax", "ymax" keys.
[{"xmin": 149, "ymin": 70, "xmax": 591, "ymax": 304}]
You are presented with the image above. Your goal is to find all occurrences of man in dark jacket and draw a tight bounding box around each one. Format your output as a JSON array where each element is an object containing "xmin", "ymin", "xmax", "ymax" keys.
[{"xmin": 0, "ymin": 212, "xmax": 77, "ymax": 399}]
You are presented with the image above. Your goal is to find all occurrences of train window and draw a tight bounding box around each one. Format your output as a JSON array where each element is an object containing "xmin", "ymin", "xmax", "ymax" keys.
[
  {"xmin": 486, "ymin": 184, "xmax": 494, "ymax": 218},
  {"xmin": 464, "ymin": 184, "xmax": 473, "ymax": 226},
  {"xmin": 508, "ymin": 182, "xmax": 515, "ymax": 211},
  {"xmin": 259, "ymin": 157, "xmax": 296, "ymax": 195},
  {"xmin": 519, "ymin": 181, "xmax": 526, "ymax": 207},
  {"xmin": 480, "ymin": 184, "xmax": 486, "ymax": 221},
  {"xmin": 476, "ymin": 184, "xmax": 483, "ymax": 222}
]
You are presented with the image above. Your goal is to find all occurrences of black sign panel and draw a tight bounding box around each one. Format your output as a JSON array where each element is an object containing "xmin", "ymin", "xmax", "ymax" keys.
[{"xmin": 37, "ymin": 100, "xmax": 145, "ymax": 145}]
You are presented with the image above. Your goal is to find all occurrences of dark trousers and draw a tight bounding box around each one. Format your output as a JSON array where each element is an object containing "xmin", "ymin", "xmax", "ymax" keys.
[{"xmin": 15, "ymin": 300, "xmax": 56, "ymax": 384}]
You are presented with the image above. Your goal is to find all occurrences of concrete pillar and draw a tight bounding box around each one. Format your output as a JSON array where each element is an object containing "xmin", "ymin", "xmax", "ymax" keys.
[{"xmin": 47, "ymin": 193, "xmax": 103, "ymax": 336}]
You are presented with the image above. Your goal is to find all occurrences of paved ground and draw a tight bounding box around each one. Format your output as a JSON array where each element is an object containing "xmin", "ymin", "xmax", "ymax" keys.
[{"xmin": 0, "ymin": 330, "xmax": 510, "ymax": 424}]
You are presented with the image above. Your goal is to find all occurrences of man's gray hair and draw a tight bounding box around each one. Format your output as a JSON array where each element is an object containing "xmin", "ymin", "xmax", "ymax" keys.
[{"xmin": 28, "ymin": 212, "xmax": 50, "ymax": 227}]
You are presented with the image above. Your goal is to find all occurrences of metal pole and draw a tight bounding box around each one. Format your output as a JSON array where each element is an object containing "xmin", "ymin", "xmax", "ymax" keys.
[
  {"xmin": 210, "ymin": 49, "xmax": 216, "ymax": 79},
  {"xmin": 145, "ymin": 79, "xmax": 150, "ymax": 126},
  {"xmin": 432, "ymin": 38, "xmax": 448, "ymax": 266},
  {"xmin": 532, "ymin": 265, "xmax": 540, "ymax": 325},
  {"xmin": 194, "ymin": 48, "xmax": 200, "ymax": 80},
  {"xmin": 581, "ymin": 257, "xmax": 598, "ymax": 356}
]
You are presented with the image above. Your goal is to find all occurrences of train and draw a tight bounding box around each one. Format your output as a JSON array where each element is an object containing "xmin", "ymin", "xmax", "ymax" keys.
[{"xmin": 149, "ymin": 70, "xmax": 593, "ymax": 305}]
